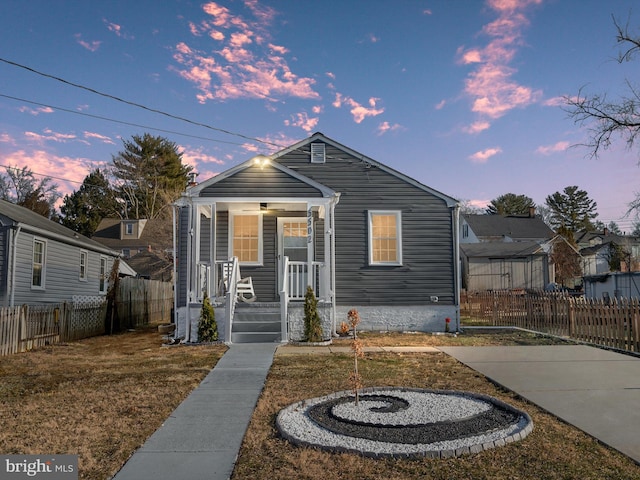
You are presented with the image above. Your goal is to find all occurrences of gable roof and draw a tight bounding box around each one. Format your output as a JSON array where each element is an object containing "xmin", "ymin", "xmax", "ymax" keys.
[
  {"xmin": 93, "ymin": 218, "xmax": 170, "ymax": 251},
  {"xmin": 185, "ymin": 154, "xmax": 337, "ymax": 198},
  {"xmin": 271, "ymin": 132, "xmax": 459, "ymax": 207},
  {"xmin": 463, "ymin": 214, "xmax": 554, "ymax": 240},
  {"xmin": 0, "ymin": 200, "xmax": 118, "ymax": 256}
]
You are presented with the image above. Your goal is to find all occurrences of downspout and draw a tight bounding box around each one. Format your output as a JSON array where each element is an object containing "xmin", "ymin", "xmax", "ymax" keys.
[
  {"xmin": 9, "ymin": 225, "xmax": 21, "ymax": 307},
  {"xmin": 172, "ymin": 205, "xmax": 178, "ymax": 326},
  {"xmin": 331, "ymin": 193, "xmax": 340, "ymax": 334},
  {"xmin": 185, "ymin": 201, "xmax": 193, "ymax": 343},
  {"xmin": 452, "ymin": 204, "xmax": 461, "ymax": 332}
]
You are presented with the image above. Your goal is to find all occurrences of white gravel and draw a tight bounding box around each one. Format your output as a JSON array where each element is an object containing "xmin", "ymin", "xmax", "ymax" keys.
[{"xmin": 276, "ymin": 387, "xmax": 533, "ymax": 458}]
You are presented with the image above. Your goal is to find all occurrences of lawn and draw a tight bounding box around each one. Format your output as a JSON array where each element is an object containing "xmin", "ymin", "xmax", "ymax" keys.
[
  {"xmin": 232, "ymin": 330, "xmax": 640, "ymax": 480},
  {"xmin": 0, "ymin": 325, "xmax": 226, "ymax": 480},
  {"xmin": 1, "ymin": 327, "xmax": 639, "ymax": 480}
]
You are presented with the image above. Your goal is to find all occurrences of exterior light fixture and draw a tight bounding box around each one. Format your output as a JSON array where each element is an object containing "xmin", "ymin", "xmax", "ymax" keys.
[{"xmin": 253, "ymin": 155, "xmax": 270, "ymax": 168}]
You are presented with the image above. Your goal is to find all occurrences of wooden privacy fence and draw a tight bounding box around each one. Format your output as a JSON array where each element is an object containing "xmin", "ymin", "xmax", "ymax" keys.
[
  {"xmin": 0, "ymin": 302, "xmax": 106, "ymax": 356},
  {"xmin": 0, "ymin": 278, "xmax": 174, "ymax": 356},
  {"xmin": 113, "ymin": 277, "xmax": 173, "ymax": 330},
  {"xmin": 462, "ymin": 291, "xmax": 640, "ymax": 353}
]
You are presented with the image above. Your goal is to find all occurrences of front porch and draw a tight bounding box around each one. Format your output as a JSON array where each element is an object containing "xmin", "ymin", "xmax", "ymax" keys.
[{"xmin": 175, "ymin": 195, "xmax": 338, "ymax": 343}]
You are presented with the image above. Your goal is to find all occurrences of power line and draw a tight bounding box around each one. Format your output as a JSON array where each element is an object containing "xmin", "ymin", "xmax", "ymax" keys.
[
  {"xmin": 0, "ymin": 57, "xmax": 286, "ymax": 150},
  {"xmin": 0, "ymin": 93, "xmax": 247, "ymax": 147}
]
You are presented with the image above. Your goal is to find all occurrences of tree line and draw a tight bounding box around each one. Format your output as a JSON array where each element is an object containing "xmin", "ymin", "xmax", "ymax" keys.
[{"xmin": 0, "ymin": 133, "xmax": 192, "ymax": 237}]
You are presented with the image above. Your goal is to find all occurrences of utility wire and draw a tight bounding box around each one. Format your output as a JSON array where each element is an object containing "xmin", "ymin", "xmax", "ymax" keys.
[
  {"xmin": 0, "ymin": 93, "xmax": 247, "ymax": 147},
  {"xmin": 0, "ymin": 57, "xmax": 285, "ymax": 150}
]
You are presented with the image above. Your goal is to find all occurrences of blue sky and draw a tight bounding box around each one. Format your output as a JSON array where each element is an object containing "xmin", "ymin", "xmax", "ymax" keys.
[{"xmin": 1, "ymin": 0, "xmax": 638, "ymax": 231}]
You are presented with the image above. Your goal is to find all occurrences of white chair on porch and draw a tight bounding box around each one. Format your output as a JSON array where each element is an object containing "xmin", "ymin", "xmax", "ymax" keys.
[{"xmin": 218, "ymin": 262, "xmax": 257, "ymax": 302}]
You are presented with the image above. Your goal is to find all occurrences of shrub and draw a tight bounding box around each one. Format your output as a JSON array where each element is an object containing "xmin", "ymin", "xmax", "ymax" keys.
[
  {"xmin": 304, "ymin": 286, "xmax": 323, "ymax": 342},
  {"xmin": 197, "ymin": 294, "xmax": 218, "ymax": 342}
]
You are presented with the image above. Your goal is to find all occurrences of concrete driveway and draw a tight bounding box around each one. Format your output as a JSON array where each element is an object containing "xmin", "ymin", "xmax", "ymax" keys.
[{"xmin": 439, "ymin": 345, "xmax": 640, "ymax": 465}]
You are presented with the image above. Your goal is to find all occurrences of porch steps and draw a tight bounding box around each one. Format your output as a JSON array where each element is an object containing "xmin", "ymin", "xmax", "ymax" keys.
[{"xmin": 231, "ymin": 303, "xmax": 281, "ymax": 343}]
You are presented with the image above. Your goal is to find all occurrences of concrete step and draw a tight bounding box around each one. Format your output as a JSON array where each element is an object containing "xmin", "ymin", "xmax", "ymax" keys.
[
  {"xmin": 232, "ymin": 320, "xmax": 280, "ymax": 333},
  {"xmin": 233, "ymin": 311, "xmax": 280, "ymax": 323},
  {"xmin": 231, "ymin": 331, "xmax": 281, "ymax": 343}
]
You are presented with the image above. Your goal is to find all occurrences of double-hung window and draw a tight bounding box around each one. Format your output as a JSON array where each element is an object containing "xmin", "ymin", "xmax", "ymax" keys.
[
  {"xmin": 32, "ymin": 239, "xmax": 46, "ymax": 289},
  {"xmin": 79, "ymin": 250, "xmax": 88, "ymax": 281},
  {"xmin": 230, "ymin": 214, "xmax": 262, "ymax": 265},
  {"xmin": 368, "ymin": 211, "xmax": 402, "ymax": 265},
  {"xmin": 99, "ymin": 256, "xmax": 108, "ymax": 294}
]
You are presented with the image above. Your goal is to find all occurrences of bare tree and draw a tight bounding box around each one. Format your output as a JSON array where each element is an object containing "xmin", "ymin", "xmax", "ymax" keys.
[{"xmin": 565, "ymin": 16, "xmax": 640, "ymax": 158}]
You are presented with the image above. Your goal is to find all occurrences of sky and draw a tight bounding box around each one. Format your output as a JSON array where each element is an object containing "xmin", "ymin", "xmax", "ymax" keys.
[{"xmin": 1, "ymin": 0, "xmax": 639, "ymax": 232}]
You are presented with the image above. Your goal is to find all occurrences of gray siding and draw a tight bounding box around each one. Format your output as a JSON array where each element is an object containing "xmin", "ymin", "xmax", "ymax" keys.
[
  {"xmin": 177, "ymin": 207, "xmax": 189, "ymax": 307},
  {"xmin": 199, "ymin": 164, "xmax": 323, "ymax": 198},
  {"xmin": 10, "ymin": 230, "xmax": 114, "ymax": 305},
  {"xmin": 276, "ymin": 143, "xmax": 455, "ymax": 306}
]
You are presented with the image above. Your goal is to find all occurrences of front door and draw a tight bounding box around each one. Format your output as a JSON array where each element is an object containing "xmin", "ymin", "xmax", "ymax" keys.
[{"xmin": 277, "ymin": 217, "xmax": 310, "ymax": 298}]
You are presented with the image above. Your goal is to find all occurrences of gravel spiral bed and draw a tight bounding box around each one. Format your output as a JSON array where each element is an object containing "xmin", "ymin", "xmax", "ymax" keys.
[{"xmin": 276, "ymin": 387, "xmax": 533, "ymax": 458}]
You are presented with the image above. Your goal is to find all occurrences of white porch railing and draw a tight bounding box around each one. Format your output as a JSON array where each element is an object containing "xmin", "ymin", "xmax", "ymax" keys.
[
  {"xmin": 286, "ymin": 261, "xmax": 324, "ymax": 300},
  {"xmin": 279, "ymin": 256, "xmax": 290, "ymax": 342}
]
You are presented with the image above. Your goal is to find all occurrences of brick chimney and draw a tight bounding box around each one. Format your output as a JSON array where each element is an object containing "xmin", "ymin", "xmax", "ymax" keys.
[{"xmin": 529, "ymin": 206, "xmax": 536, "ymax": 218}]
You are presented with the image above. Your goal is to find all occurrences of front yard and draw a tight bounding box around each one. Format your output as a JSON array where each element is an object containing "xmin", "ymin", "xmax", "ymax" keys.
[{"xmin": 0, "ymin": 327, "xmax": 638, "ymax": 479}]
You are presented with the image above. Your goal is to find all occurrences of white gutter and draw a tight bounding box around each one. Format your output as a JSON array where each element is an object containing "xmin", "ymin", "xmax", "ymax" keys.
[{"xmin": 9, "ymin": 226, "xmax": 21, "ymax": 307}]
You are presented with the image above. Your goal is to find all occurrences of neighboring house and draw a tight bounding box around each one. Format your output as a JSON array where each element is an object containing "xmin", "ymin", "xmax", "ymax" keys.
[
  {"xmin": 174, "ymin": 132, "xmax": 460, "ymax": 343},
  {"xmin": 459, "ymin": 212, "xmax": 555, "ymax": 291},
  {"xmin": 576, "ymin": 229, "xmax": 640, "ymax": 273},
  {"xmin": 126, "ymin": 251, "xmax": 173, "ymax": 281},
  {"xmin": 92, "ymin": 218, "xmax": 172, "ymax": 258},
  {"xmin": 0, "ymin": 200, "xmax": 120, "ymax": 306}
]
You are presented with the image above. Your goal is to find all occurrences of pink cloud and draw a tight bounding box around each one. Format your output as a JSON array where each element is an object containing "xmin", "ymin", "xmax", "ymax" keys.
[
  {"xmin": 463, "ymin": 121, "xmax": 491, "ymax": 134},
  {"xmin": 469, "ymin": 147, "xmax": 503, "ymax": 163},
  {"xmin": 25, "ymin": 129, "xmax": 77, "ymax": 144},
  {"xmin": 74, "ymin": 34, "xmax": 101, "ymax": 52},
  {"xmin": 103, "ymin": 20, "xmax": 133, "ymax": 39},
  {"xmin": 536, "ymin": 141, "xmax": 569, "ymax": 155},
  {"xmin": 180, "ymin": 145, "xmax": 226, "ymax": 172},
  {"xmin": 457, "ymin": 0, "xmax": 543, "ymax": 130},
  {"xmin": 543, "ymin": 96, "xmax": 567, "ymax": 107},
  {"xmin": 18, "ymin": 106, "xmax": 54, "ymax": 116},
  {"xmin": 284, "ymin": 112, "xmax": 319, "ymax": 132},
  {"xmin": 435, "ymin": 99, "xmax": 446, "ymax": 110},
  {"xmin": 376, "ymin": 122, "xmax": 403, "ymax": 136},
  {"xmin": 333, "ymin": 93, "xmax": 384, "ymax": 123},
  {"xmin": 173, "ymin": 4, "xmax": 319, "ymax": 103},
  {"xmin": 84, "ymin": 131, "xmax": 115, "ymax": 144},
  {"xmin": 0, "ymin": 133, "xmax": 15, "ymax": 145}
]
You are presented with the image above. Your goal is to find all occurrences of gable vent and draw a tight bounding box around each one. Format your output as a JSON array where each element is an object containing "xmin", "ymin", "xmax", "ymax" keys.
[{"xmin": 310, "ymin": 143, "xmax": 325, "ymax": 163}]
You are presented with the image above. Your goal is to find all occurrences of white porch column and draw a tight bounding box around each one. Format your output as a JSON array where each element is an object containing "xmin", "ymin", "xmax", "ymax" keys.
[{"xmin": 307, "ymin": 204, "xmax": 314, "ymax": 292}]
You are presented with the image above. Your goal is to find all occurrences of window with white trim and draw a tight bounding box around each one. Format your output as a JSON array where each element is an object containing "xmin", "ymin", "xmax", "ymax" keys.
[
  {"xmin": 368, "ymin": 211, "xmax": 402, "ymax": 265},
  {"xmin": 125, "ymin": 222, "xmax": 134, "ymax": 235},
  {"xmin": 99, "ymin": 256, "xmax": 108, "ymax": 294},
  {"xmin": 230, "ymin": 214, "xmax": 262, "ymax": 265},
  {"xmin": 79, "ymin": 250, "xmax": 88, "ymax": 281},
  {"xmin": 32, "ymin": 239, "xmax": 46, "ymax": 289}
]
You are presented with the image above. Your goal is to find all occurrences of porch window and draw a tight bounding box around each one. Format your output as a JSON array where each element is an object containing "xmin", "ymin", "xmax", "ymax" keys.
[
  {"xmin": 230, "ymin": 214, "xmax": 262, "ymax": 265},
  {"xmin": 32, "ymin": 239, "xmax": 46, "ymax": 289},
  {"xmin": 368, "ymin": 211, "xmax": 402, "ymax": 265}
]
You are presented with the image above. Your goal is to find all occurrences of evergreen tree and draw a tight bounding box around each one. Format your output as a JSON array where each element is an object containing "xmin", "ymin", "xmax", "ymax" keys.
[
  {"xmin": 545, "ymin": 186, "xmax": 598, "ymax": 234},
  {"xmin": 60, "ymin": 169, "xmax": 120, "ymax": 236},
  {"xmin": 486, "ymin": 193, "xmax": 535, "ymax": 216},
  {"xmin": 304, "ymin": 286, "xmax": 323, "ymax": 342},
  {"xmin": 111, "ymin": 133, "xmax": 192, "ymax": 219},
  {"xmin": 197, "ymin": 293, "xmax": 218, "ymax": 342}
]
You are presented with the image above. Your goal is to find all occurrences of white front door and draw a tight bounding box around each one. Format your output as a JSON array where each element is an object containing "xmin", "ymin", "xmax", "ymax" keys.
[{"xmin": 277, "ymin": 217, "xmax": 310, "ymax": 298}]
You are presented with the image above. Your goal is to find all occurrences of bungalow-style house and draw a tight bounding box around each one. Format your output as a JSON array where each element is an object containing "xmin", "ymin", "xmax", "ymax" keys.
[
  {"xmin": 173, "ymin": 132, "xmax": 460, "ymax": 343},
  {"xmin": 93, "ymin": 218, "xmax": 172, "ymax": 259},
  {"xmin": 460, "ymin": 212, "xmax": 556, "ymax": 291},
  {"xmin": 0, "ymin": 200, "xmax": 121, "ymax": 306}
]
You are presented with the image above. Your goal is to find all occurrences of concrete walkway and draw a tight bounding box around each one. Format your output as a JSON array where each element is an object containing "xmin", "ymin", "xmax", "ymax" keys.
[
  {"xmin": 113, "ymin": 343, "xmax": 277, "ymax": 480},
  {"xmin": 113, "ymin": 343, "xmax": 640, "ymax": 479},
  {"xmin": 440, "ymin": 345, "xmax": 640, "ymax": 464}
]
